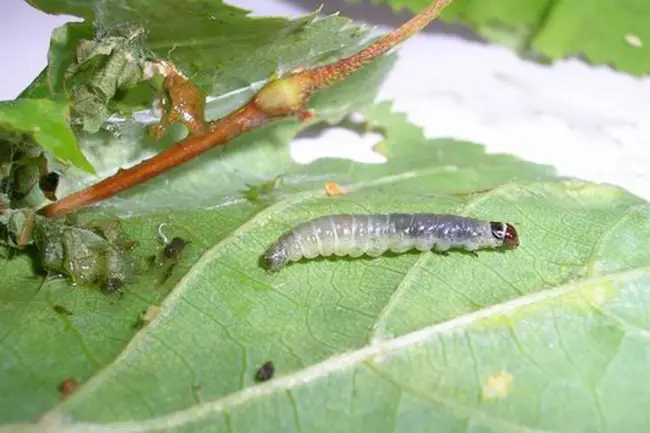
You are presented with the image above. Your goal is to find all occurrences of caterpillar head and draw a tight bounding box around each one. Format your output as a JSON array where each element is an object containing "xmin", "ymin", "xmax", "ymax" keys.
[
  {"xmin": 490, "ymin": 222, "xmax": 519, "ymax": 248},
  {"xmin": 263, "ymin": 244, "xmax": 289, "ymax": 272}
]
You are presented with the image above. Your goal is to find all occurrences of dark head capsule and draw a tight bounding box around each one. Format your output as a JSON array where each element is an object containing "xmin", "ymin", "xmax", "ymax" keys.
[
  {"xmin": 264, "ymin": 244, "xmax": 289, "ymax": 272},
  {"xmin": 504, "ymin": 223, "xmax": 519, "ymax": 248},
  {"xmin": 490, "ymin": 221, "xmax": 519, "ymax": 248}
]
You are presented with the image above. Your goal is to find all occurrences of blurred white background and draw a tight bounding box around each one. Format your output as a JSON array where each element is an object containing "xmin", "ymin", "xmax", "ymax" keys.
[{"xmin": 1, "ymin": 0, "xmax": 649, "ymax": 200}]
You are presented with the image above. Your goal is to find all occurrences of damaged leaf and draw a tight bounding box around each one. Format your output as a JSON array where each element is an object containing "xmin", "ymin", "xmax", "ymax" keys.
[
  {"xmin": 16, "ymin": 2, "xmax": 394, "ymax": 214},
  {"xmin": 64, "ymin": 29, "xmax": 147, "ymax": 133},
  {"xmin": 0, "ymin": 207, "xmax": 135, "ymax": 287}
]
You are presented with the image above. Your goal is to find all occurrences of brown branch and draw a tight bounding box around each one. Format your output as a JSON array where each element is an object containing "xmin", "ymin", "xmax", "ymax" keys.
[{"xmin": 38, "ymin": 0, "xmax": 453, "ymax": 218}]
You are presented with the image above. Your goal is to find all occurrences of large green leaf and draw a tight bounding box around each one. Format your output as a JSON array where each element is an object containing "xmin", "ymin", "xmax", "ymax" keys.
[
  {"xmin": 4, "ymin": 102, "xmax": 650, "ymax": 432},
  {"xmin": 4, "ymin": 2, "xmax": 649, "ymax": 430},
  {"xmin": 0, "ymin": 99, "xmax": 95, "ymax": 174},
  {"xmin": 375, "ymin": 0, "xmax": 650, "ymax": 75}
]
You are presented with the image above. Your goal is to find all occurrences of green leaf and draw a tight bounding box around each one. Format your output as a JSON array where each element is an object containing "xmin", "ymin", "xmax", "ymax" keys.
[
  {"xmin": 20, "ymin": 49, "xmax": 396, "ymax": 214},
  {"xmin": 0, "ymin": 99, "xmax": 95, "ymax": 174},
  {"xmin": 5, "ymin": 101, "xmax": 650, "ymax": 432},
  {"xmin": 0, "ymin": 100, "xmax": 555, "ymax": 423},
  {"xmin": 3, "ymin": 2, "xmax": 647, "ymax": 431},
  {"xmin": 18, "ymin": 69, "xmax": 50, "ymax": 100},
  {"xmin": 531, "ymin": 0, "xmax": 649, "ymax": 74},
  {"xmin": 376, "ymin": 0, "xmax": 650, "ymax": 75},
  {"xmin": 14, "ymin": 2, "xmax": 387, "ymax": 197}
]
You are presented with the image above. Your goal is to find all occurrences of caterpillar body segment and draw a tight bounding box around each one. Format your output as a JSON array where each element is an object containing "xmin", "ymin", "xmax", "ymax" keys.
[{"xmin": 263, "ymin": 213, "xmax": 519, "ymax": 272}]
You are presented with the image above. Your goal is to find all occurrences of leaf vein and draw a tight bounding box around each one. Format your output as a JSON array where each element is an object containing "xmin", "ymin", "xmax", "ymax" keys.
[{"xmin": 38, "ymin": 267, "xmax": 650, "ymax": 432}]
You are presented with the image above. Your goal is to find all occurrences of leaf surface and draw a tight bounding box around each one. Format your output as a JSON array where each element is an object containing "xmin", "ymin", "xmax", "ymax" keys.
[
  {"xmin": 16, "ymin": 0, "xmax": 381, "ymax": 182},
  {"xmin": 3, "ymin": 102, "xmax": 650, "ymax": 433},
  {"xmin": 17, "ymin": 0, "xmax": 395, "ymax": 212},
  {"xmin": 27, "ymin": 0, "xmax": 370, "ymax": 97},
  {"xmin": 3, "ymin": 1, "xmax": 650, "ymax": 431},
  {"xmin": 377, "ymin": 0, "xmax": 650, "ymax": 75}
]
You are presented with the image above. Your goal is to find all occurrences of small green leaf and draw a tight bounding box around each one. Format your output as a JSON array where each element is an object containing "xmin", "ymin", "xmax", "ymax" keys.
[
  {"xmin": 18, "ymin": 69, "xmax": 50, "ymax": 99},
  {"xmin": 0, "ymin": 99, "xmax": 95, "ymax": 174}
]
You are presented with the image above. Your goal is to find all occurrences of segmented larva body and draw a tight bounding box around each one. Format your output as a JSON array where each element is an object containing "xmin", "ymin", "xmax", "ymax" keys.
[{"xmin": 263, "ymin": 213, "xmax": 519, "ymax": 272}]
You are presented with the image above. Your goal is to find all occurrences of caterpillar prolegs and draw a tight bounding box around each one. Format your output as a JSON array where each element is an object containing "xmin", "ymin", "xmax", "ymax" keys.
[{"xmin": 263, "ymin": 213, "xmax": 519, "ymax": 272}]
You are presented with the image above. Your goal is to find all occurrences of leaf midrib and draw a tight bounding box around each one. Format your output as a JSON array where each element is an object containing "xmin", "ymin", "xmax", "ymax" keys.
[{"xmin": 369, "ymin": 181, "xmax": 518, "ymax": 343}]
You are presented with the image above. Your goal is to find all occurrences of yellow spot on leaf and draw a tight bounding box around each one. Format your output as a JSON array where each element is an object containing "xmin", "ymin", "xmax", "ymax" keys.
[
  {"xmin": 585, "ymin": 282, "xmax": 612, "ymax": 306},
  {"xmin": 482, "ymin": 370, "xmax": 513, "ymax": 400},
  {"xmin": 624, "ymin": 33, "xmax": 643, "ymax": 48},
  {"xmin": 556, "ymin": 180, "xmax": 624, "ymax": 201},
  {"xmin": 139, "ymin": 305, "xmax": 163, "ymax": 327},
  {"xmin": 324, "ymin": 181, "xmax": 348, "ymax": 196}
]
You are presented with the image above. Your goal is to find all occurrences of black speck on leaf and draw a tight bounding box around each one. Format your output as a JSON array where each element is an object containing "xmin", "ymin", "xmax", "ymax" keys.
[
  {"xmin": 57, "ymin": 377, "xmax": 78, "ymax": 396},
  {"xmin": 146, "ymin": 254, "xmax": 157, "ymax": 267},
  {"xmin": 103, "ymin": 278, "xmax": 123, "ymax": 294},
  {"xmin": 164, "ymin": 237, "xmax": 188, "ymax": 259},
  {"xmin": 53, "ymin": 304, "xmax": 73, "ymax": 315},
  {"xmin": 255, "ymin": 361, "xmax": 275, "ymax": 382},
  {"xmin": 132, "ymin": 317, "xmax": 144, "ymax": 330}
]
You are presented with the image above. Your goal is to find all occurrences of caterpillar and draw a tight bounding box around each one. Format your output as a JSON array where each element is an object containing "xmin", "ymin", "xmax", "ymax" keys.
[{"xmin": 263, "ymin": 213, "xmax": 519, "ymax": 272}]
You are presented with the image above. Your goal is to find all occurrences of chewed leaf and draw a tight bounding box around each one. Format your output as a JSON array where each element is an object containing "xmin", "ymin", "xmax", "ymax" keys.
[
  {"xmin": 28, "ymin": 0, "xmax": 373, "ymax": 100},
  {"xmin": 17, "ymin": 1, "xmax": 396, "ymax": 212},
  {"xmin": 0, "ymin": 208, "xmax": 135, "ymax": 288},
  {"xmin": 63, "ymin": 30, "xmax": 147, "ymax": 133},
  {"xmin": 0, "ymin": 99, "xmax": 95, "ymax": 174}
]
